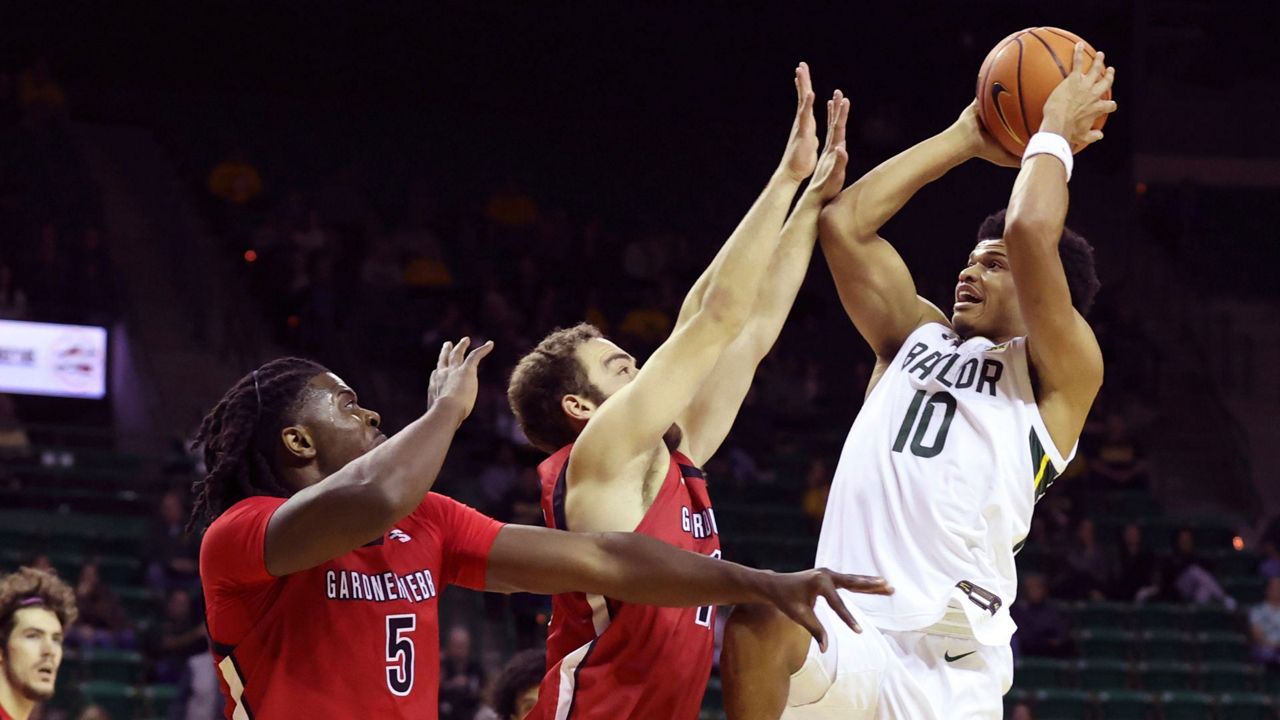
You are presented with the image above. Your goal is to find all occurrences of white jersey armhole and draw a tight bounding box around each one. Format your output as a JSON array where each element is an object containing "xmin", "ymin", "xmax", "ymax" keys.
[{"xmin": 1007, "ymin": 336, "xmax": 1077, "ymax": 474}]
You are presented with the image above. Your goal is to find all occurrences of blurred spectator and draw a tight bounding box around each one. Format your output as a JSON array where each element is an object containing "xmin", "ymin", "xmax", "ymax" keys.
[
  {"xmin": 1249, "ymin": 577, "xmax": 1280, "ymax": 666},
  {"xmin": 147, "ymin": 589, "xmax": 207, "ymax": 684},
  {"xmin": 476, "ymin": 648, "xmax": 545, "ymax": 720},
  {"xmin": 1163, "ymin": 528, "xmax": 1236, "ymax": 609},
  {"xmin": 146, "ymin": 490, "xmax": 201, "ymax": 595},
  {"xmin": 18, "ymin": 57, "xmax": 67, "ymax": 126},
  {"xmin": 73, "ymin": 226, "xmax": 115, "ymax": 322},
  {"xmin": 25, "ymin": 223, "xmax": 65, "ymax": 318},
  {"xmin": 75, "ymin": 704, "xmax": 110, "ymax": 720},
  {"xmin": 1009, "ymin": 702, "xmax": 1035, "ymax": 720},
  {"xmin": 801, "ymin": 458, "xmax": 830, "ymax": 533},
  {"xmin": 1010, "ymin": 574, "xmax": 1071, "ymax": 658},
  {"xmin": 72, "ymin": 562, "xmax": 134, "ymax": 648},
  {"xmin": 496, "ymin": 467, "xmax": 544, "ymax": 528},
  {"xmin": 438, "ymin": 626, "xmax": 484, "ymax": 720},
  {"xmin": 477, "ymin": 443, "xmax": 521, "ymax": 514},
  {"xmin": 207, "ymin": 150, "xmax": 263, "ymax": 206},
  {"xmin": 1058, "ymin": 517, "xmax": 1111, "ymax": 601},
  {"xmin": 1110, "ymin": 522, "xmax": 1156, "ymax": 602},
  {"xmin": 484, "ymin": 181, "xmax": 538, "ymax": 230},
  {"xmin": 0, "ymin": 261, "xmax": 29, "ymax": 319},
  {"xmin": 26, "ymin": 553, "xmax": 55, "ymax": 576},
  {"xmin": 1087, "ymin": 412, "xmax": 1150, "ymax": 493},
  {"xmin": 171, "ymin": 651, "xmax": 222, "ymax": 720},
  {"xmin": 1260, "ymin": 514, "xmax": 1280, "ymax": 579},
  {"xmin": 0, "ymin": 393, "xmax": 31, "ymax": 461}
]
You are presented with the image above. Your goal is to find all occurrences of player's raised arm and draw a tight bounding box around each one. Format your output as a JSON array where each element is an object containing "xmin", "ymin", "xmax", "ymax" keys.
[
  {"xmin": 261, "ymin": 339, "xmax": 493, "ymax": 576},
  {"xmin": 484, "ymin": 524, "xmax": 892, "ymax": 650},
  {"xmin": 818, "ymin": 102, "xmax": 1019, "ymax": 362},
  {"xmin": 1003, "ymin": 43, "xmax": 1114, "ymax": 444},
  {"xmin": 566, "ymin": 64, "xmax": 817, "ymax": 523},
  {"xmin": 675, "ymin": 91, "xmax": 850, "ymax": 465}
]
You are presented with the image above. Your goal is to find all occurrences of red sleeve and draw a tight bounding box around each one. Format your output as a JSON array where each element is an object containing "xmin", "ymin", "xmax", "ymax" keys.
[
  {"xmin": 420, "ymin": 493, "xmax": 503, "ymax": 590},
  {"xmin": 200, "ymin": 496, "xmax": 286, "ymax": 594}
]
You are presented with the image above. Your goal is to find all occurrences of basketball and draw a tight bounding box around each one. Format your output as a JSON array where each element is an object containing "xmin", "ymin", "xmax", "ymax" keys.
[{"xmin": 976, "ymin": 27, "xmax": 1111, "ymax": 155}]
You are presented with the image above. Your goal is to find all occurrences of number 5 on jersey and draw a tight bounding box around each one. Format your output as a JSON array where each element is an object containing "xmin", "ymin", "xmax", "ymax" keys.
[
  {"xmin": 386, "ymin": 614, "xmax": 416, "ymax": 696},
  {"xmin": 893, "ymin": 390, "xmax": 957, "ymax": 458}
]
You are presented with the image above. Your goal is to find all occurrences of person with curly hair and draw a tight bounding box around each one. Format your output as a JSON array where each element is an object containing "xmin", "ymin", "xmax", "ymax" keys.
[{"xmin": 0, "ymin": 567, "xmax": 78, "ymax": 720}]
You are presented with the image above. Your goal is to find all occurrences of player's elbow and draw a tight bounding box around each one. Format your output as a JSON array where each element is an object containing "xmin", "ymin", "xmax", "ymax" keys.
[
  {"xmin": 699, "ymin": 287, "xmax": 751, "ymax": 337},
  {"xmin": 1003, "ymin": 206, "xmax": 1059, "ymax": 250}
]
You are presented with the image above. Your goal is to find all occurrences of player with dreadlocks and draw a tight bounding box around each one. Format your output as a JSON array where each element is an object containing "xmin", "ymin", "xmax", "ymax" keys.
[{"xmin": 194, "ymin": 338, "xmax": 888, "ymax": 720}]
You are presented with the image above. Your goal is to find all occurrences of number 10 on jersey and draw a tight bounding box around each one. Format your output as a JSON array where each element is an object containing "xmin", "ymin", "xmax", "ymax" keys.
[{"xmin": 893, "ymin": 390, "xmax": 957, "ymax": 459}]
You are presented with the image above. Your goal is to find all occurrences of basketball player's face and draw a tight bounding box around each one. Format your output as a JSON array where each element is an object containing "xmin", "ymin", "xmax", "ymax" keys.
[
  {"xmin": 951, "ymin": 240, "xmax": 1027, "ymax": 341},
  {"xmin": 1, "ymin": 607, "xmax": 64, "ymax": 702},
  {"xmin": 292, "ymin": 373, "xmax": 387, "ymax": 477},
  {"xmin": 512, "ymin": 684, "xmax": 539, "ymax": 719},
  {"xmin": 575, "ymin": 338, "xmax": 638, "ymax": 402}
]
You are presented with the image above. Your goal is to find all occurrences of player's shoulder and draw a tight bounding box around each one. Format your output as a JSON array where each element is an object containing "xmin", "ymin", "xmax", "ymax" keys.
[
  {"xmin": 204, "ymin": 495, "xmax": 287, "ymax": 539},
  {"xmin": 406, "ymin": 492, "xmax": 492, "ymax": 531}
]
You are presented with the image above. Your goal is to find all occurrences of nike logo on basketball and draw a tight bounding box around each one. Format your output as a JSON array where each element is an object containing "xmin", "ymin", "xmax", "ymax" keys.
[
  {"xmin": 989, "ymin": 82, "xmax": 1021, "ymax": 145},
  {"xmin": 944, "ymin": 650, "xmax": 976, "ymax": 663}
]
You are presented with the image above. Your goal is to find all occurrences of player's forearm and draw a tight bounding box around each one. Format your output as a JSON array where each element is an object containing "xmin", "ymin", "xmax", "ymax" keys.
[
  {"xmin": 352, "ymin": 397, "xmax": 469, "ymax": 519},
  {"xmin": 824, "ymin": 125, "xmax": 972, "ymax": 242},
  {"xmin": 1004, "ymin": 154, "xmax": 1069, "ymax": 252},
  {"xmin": 740, "ymin": 193, "xmax": 823, "ymax": 356},
  {"xmin": 588, "ymin": 532, "xmax": 772, "ymax": 607},
  {"xmin": 699, "ymin": 174, "xmax": 803, "ymax": 333}
]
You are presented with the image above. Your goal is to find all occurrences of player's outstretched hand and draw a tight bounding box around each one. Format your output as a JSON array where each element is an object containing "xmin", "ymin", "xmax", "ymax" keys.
[
  {"xmin": 806, "ymin": 90, "xmax": 851, "ymax": 202},
  {"xmin": 427, "ymin": 337, "xmax": 495, "ymax": 419},
  {"xmin": 955, "ymin": 100, "xmax": 1020, "ymax": 168},
  {"xmin": 1041, "ymin": 43, "xmax": 1117, "ymax": 151},
  {"xmin": 776, "ymin": 62, "xmax": 820, "ymax": 183},
  {"xmin": 760, "ymin": 567, "xmax": 893, "ymax": 652}
]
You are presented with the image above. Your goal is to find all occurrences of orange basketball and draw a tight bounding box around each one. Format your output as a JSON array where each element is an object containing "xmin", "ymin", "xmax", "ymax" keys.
[{"xmin": 976, "ymin": 27, "xmax": 1111, "ymax": 156}]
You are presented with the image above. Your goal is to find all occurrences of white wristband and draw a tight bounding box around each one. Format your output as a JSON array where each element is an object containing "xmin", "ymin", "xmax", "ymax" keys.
[{"xmin": 1022, "ymin": 132, "xmax": 1073, "ymax": 181}]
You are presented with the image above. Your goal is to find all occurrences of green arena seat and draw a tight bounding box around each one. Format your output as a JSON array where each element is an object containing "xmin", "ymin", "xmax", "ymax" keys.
[
  {"xmin": 702, "ymin": 676, "xmax": 722, "ymax": 711},
  {"xmin": 1198, "ymin": 631, "xmax": 1251, "ymax": 662},
  {"xmin": 1134, "ymin": 603, "xmax": 1185, "ymax": 632},
  {"xmin": 1078, "ymin": 628, "xmax": 1135, "ymax": 660},
  {"xmin": 78, "ymin": 680, "xmax": 139, "ymax": 720},
  {"xmin": 1015, "ymin": 657, "xmax": 1074, "ymax": 689},
  {"xmin": 1077, "ymin": 601, "xmax": 1134, "ymax": 631},
  {"xmin": 1199, "ymin": 661, "xmax": 1260, "ymax": 693},
  {"xmin": 1157, "ymin": 690, "xmax": 1215, "ymax": 720},
  {"xmin": 1184, "ymin": 604, "xmax": 1240, "ymax": 634},
  {"xmin": 1201, "ymin": 549, "xmax": 1261, "ymax": 577},
  {"xmin": 1224, "ymin": 576, "xmax": 1267, "ymax": 605},
  {"xmin": 1094, "ymin": 689, "xmax": 1154, "ymax": 720},
  {"xmin": 1215, "ymin": 691, "xmax": 1274, "ymax": 720},
  {"xmin": 1135, "ymin": 661, "xmax": 1197, "ymax": 692},
  {"xmin": 1140, "ymin": 630, "xmax": 1196, "ymax": 662},
  {"xmin": 84, "ymin": 649, "xmax": 145, "ymax": 684},
  {"xmin": 1032, "ymin": 688, "xmax": 1093, "ymax": 720},
  {"xmin": 1076, "ymin": 658, "xmax": 1130, "ymax": 691}
]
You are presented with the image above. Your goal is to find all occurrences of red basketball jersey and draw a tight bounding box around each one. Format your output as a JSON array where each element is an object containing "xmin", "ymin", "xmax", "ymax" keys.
[
  {"xmin": 200, "ymin": 493, "xmax": 503, "ymax": 720},
  {"xmin": 528, "ymin": 444, "xmax": 721, "ymax": 720}
]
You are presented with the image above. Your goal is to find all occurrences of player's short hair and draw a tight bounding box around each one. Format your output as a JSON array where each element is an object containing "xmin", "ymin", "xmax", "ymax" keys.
[
  {"xmin": 188, "ymin": 357, "xmax": 328, "ymax": 532},
  {"xmin": 0, "ymin": 568, "xmax": 78, "ymax": 646},
  {"xmin": 484, "ymin": 649, "xmax": 545, "ymax": 719},
  {"xmin": 976, "ymin": 209, "xmax": 1100, "ymax": 317},
  {"xmin": 508, "ymin": 323, "xmax": 604, "ymax": 453}
]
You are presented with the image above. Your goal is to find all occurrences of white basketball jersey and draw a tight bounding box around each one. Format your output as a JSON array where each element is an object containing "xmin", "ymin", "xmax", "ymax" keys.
[{"xmin": 816, "ymin": 322, "xmax": 1075, "ymax": 646}]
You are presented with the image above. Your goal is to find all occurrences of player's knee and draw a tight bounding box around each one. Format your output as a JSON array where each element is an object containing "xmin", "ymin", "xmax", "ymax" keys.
[{"xmin": 725, "ymin": 603, "xmax": 810, "ymax": 672}]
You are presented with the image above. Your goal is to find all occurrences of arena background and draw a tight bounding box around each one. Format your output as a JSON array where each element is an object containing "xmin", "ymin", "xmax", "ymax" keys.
[{"xmin": 1, "ymin": 2, "xmax": 1279, "ymax": 718}]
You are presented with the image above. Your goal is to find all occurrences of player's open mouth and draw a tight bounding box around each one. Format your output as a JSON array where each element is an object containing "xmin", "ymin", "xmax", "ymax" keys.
[
  {"xmin": 36, "ymin": 667, "xmax": 54, "ymax": 681},
  {"xmin": 954, "ymin": 284, "xmax": 983, "ymax": 309}
]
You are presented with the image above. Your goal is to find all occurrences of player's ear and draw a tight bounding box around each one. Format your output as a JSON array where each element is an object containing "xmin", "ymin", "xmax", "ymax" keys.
[
  {"xmin": 561, "ymin": 393, "xmax": 595, "ymax": 423},
  {"xmin": 280, "ymin": 426, "xmax": 317, "ymax": 460}
]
